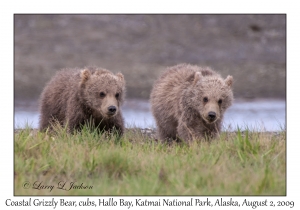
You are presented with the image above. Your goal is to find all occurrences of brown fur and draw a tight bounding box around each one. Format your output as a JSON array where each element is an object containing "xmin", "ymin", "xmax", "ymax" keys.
[
  {"xmin": 150, "ymin": 63, "xmax": 233, "ymax": 142},
  {"xmin": 39, "ymin": 66, "xmax": 125, "ymax": 135}
]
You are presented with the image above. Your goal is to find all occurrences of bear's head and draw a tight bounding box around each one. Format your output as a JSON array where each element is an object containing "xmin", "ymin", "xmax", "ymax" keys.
[
  {"xmin": 187, "ymin": 72, "xmax": 233, "ymax": 124},
  {"xmin": 79, "ymin": 68, "xmax": 125, "ymax": 118}
]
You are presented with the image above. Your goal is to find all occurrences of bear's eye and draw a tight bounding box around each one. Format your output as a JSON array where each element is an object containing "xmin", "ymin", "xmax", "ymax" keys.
[
  {"xmin": 218, "ymin": 99, "xmax": 222, "ymax": 104},
  {"xmin": 203, "ymin": 97, "xmax": 208, "ymax": 103},
  {"xmin": 99, "ymin": 92, "xmax": 106, "ymax": 98},
  {"xmin": 115, "ymin": 93, "xmax": 120, "ymax": 98}
]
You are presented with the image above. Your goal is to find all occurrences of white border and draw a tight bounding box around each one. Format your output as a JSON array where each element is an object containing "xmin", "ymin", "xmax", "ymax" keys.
[{"xmin": 2, "ymin": 1, "xmax": 298, "ymax": 209}]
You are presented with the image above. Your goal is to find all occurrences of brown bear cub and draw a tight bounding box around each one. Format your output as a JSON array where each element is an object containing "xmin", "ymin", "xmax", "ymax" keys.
[
  {"xmin": 150, "ymin": 63, "xmax": 233, "ymax": 142},
  {"xmin": 39, "ymin": 66, "xmax": 125, "ymax": 135}
]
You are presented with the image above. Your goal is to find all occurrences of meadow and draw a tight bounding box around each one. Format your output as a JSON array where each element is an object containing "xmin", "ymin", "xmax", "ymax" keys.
[{"xmin": 14, "ymin": 126, "xmax": 286, "ymax": 196}]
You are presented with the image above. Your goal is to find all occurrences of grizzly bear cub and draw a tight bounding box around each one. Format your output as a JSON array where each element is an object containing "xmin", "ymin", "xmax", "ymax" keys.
[
  {"xmin": 150, "ymin": 63, "xmax": 233, "ymax": 142},
  {"xmin": 39, "ymin": 66, "xmax": 125, "ymax": 135}
]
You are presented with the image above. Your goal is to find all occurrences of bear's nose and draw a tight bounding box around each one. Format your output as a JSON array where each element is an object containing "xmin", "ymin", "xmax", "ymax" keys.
[
  {"xmin": 108, "ymin": 106, "xmax": 117, "ymax": 114},
  {"xmin": 208, "ymin": 111, "xmax": 216, "ymax": 120}
]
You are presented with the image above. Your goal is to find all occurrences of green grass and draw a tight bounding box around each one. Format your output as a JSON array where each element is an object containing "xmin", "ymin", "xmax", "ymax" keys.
[{"xmin": 14, "ymin": 127, "xmax": 286, "ymax": 195}]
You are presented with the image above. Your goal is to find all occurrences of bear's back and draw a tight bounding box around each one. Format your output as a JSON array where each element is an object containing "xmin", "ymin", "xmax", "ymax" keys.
[
  {"xmin": 41, "ymin": 69, "xmax": 81, "ymax": 104},
  {"xmin": 151, "ymin": 64, "xmax": 217, "ymax": 100}
]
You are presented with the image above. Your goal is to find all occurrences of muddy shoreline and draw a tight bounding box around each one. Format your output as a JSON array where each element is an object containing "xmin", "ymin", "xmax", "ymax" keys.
[{"xmin": 15, "ymin": 15, "xmax": 285, "ymax": 100}]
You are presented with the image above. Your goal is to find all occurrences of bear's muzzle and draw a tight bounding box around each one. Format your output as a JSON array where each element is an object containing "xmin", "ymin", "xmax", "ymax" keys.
[{"xmin": 107, "ymin": 105, "xmax": 117, "ymax": 116}]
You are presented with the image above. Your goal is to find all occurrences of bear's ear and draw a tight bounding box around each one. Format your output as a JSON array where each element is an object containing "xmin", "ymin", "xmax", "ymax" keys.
[
  {"xmin": 80, "ymin": 69, "xmax": 91, "ymax": 83},
  {"xmin": 115, "ymin": 73, "xmax": 125, "ymax": 90},
  {"xmin": 193, "ymin": 72, "xmax": 202, "ymax": 86},
  {"xmin": 116, "ymin": 73, "xmax": 125, "ymax": 85},
  {"xmin": 225, "ymin": 75, "xmax": 233, "ymax": 87},
  {"xmin": 116, "ymin": 72, "xmax": 124, "ymax": 81}
]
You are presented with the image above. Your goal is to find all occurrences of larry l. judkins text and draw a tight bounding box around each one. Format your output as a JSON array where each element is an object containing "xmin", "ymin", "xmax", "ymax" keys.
[{"xmin": 6, "ymin": 197, "xmax": 295, "ymax": 209}]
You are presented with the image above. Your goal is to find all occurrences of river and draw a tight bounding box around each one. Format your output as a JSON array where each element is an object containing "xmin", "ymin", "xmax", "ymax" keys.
[{"xmin": 14, "ymin": 99, "xmax": 285, "ymax": 131}]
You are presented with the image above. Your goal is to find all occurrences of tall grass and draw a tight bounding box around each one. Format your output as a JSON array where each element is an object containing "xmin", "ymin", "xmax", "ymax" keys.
[{"xmin": 14, "ymin": 127, "xmax": 286, "ymax": 195}]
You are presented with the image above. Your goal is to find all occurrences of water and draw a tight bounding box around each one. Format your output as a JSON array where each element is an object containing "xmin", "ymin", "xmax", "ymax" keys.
[{"xmin": 14, "ymin": 99, "xmax": 286, "ymax": 131}]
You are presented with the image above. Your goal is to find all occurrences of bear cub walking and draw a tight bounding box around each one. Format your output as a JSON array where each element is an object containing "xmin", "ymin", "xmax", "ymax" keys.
[
  {"xmin": 39, "ymin": 66, "xmax": 125, "ymax": 135},
  {"xmin": 150, "ymin": 63, "xmax": 233, "ymax": 142}
]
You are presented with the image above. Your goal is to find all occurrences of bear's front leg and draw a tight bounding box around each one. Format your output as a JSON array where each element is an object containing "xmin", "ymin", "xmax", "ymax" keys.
[
  {"xmin": 177, "ymin": 113, "xmax": 203, "ymax": 142},
  {"xmin": 65, "ymin": 109, "xmax": 85, "ymax": 133},
  {"xmin": 177, "ymin": 121, "xmax": 193, "ymax": 142},
  {"xmin": 108, "ymin": 113, "xmax": 124, "ymax": 136}
]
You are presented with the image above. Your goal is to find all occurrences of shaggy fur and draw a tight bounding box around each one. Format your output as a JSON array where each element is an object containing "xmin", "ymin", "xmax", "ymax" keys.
[
  {"xmin": 150, "ymin": 63, "xmax": 233, "ymax": 142},
  {"xmin": 39, "ymin": 66, "xmax": 125, "ymax": 135}
]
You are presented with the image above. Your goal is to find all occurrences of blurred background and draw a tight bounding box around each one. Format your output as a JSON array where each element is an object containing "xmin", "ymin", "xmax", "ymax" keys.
[{"xmin": 14, "ymin": 14, "xmax": 286, "ymax": 131}]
